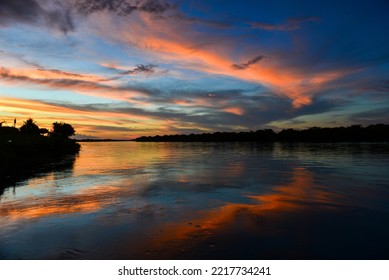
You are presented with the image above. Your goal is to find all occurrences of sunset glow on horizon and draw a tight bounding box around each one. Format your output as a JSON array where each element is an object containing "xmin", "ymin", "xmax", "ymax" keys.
[{"xmin": 1, "ymin": 0, "xmax": 388, "ymax": 139}]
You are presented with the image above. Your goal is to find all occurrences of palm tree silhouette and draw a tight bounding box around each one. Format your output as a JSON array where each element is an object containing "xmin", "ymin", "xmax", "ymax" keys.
[{"xmin": 20, "ymin": 118, "xmax": 40, "ymax": 135}]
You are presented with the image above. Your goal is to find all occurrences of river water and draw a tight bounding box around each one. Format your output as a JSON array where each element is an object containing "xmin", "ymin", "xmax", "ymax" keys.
[{"xmin": 0, "ymin": 142, "xmax": 389, "ymax": 259}]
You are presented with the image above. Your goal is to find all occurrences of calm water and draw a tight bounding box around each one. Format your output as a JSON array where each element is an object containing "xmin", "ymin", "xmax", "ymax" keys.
[{"xmin": 0, "ymin": 142, "xmax": 389, "ymax": 259}]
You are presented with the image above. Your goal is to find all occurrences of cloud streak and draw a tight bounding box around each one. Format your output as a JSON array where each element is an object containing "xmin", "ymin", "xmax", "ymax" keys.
[
  {"xmin": 72, "ymin": 0, "xmax": 172, "ymax": 16},
  {"xmin": 0, "ymin": 66, "xmax": 148, "ymax": 101},
  {"xmin": 250, "ymin": 17, "xmax": 319, "ymax": 31},
  {"xmin": 120, "ymin": 64, "xmax": 157, "ymax": 75},
  {"xmin": 232, "ymin": 55, "xmax": 264, "ymax": 70}
]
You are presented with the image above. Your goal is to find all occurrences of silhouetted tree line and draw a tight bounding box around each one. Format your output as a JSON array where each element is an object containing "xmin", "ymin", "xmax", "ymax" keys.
[
  {"xmin": 1, "ymin": 118, "xmax": 80, "ymax": 188},
  {"xmin": 134, "ymin": 124, "xmax": 389, "ymax": 142},
  {"xmin": 1, "ymin": 118, "xmax": 76, "ymax": 138}
]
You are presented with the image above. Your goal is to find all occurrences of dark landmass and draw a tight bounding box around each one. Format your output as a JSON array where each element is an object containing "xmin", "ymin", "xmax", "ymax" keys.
[
  {"xmin": 134, "ymin": 124, "xmax": 389, "ymax": 142},
  {"xmin": 75, "ymin": 139, "xmax": 131, "ymax": 142},
  {"xmin": 0, "ymin": 121, "xmax": 80, "ymax": 190}
]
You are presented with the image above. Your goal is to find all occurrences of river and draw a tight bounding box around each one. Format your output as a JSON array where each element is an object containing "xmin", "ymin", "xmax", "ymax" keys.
[{"xmin": 1, "ymin": 142, "xmax": 389, "ymax": 259}]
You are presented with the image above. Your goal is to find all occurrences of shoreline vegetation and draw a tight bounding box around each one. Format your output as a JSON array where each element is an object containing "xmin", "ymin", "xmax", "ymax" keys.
[
  {"xmin": 0, "ymin": 119, "xmax": 80, "ymax": 189},
  {"xmin": 134, "ymin": 124, "xmax": 389, "ymax": 142},
  {"xmin": 75, "ymin": 139, "xmax": 131, "ymax": 142}
]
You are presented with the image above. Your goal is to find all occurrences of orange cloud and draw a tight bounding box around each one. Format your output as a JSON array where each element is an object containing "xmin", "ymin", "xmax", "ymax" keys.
[
  {"xmin": 0, "ymin": 66, "xmax": 147, "ymax": 102},
  {"xmin": 91, "ymin": 12, "xmax": 349, "ymax": 108},
  {"xmin": 222, "ymin": 106, "xmax": 244, "ymax": 115}
]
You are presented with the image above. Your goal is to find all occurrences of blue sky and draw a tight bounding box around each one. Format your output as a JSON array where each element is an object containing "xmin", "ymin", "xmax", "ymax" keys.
[{"xmin": 0, "ymin": 0, "xmax": 388, "ymax": 139}]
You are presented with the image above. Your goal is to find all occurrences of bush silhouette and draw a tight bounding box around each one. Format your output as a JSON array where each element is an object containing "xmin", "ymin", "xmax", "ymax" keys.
[{"xmin": 51, "ymin": 122, "xmax": 75, "ymax": 138}]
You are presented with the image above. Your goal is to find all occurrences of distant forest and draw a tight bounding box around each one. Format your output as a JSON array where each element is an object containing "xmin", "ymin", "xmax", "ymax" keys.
[{"xmin": 134, "ymin": 124, "xmax": 389, "ymax": 142}]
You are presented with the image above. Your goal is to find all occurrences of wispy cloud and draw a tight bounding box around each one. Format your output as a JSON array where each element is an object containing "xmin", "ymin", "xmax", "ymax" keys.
[
  {"xmin": 37, "ymin": 68, "xmax": 89, "ymax": 79},
  {"xmin": 0, "ymin": 0, "xmax": 176, "ymax": 34},
  {"xmin": 366, "ymin": 80, "xmax": 389, "ymax": 92},
  {"xmin": 72, "ymin": 0, "xmax": 172, "ymax": 16},
  {"xmin": 0, "ymin": 49, "xmax": 43, "ymax": 68},
  {"xmin": 155, "ymin": 13, "xmax": 232, "ymax": 29},
  {"xmin": 0, "ymin": 0, "xmax": 74, "ymax": 33},
  {"xmin": 120, "ymin": 64, "xmax": 157, "ymax": 75},
  {"xmin": 0, "ymin": 66, "xmax": 148, "ymax": 101},
  {"xmin": 232, "ymin": 55, "xmax": 264, "ymax": 70},
  {"xmin": 348, "ymin": 107, "xmax": 389, "ymax": 125},
  {"xmin": 250, "ymin": 17, "xmax": 319, "ymax": 31}
]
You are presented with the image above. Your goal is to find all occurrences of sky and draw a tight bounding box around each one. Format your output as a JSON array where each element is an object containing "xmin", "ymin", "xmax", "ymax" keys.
[{"xmin": 0, "ymin": 0, "xmax": 388, "ymax": 139}]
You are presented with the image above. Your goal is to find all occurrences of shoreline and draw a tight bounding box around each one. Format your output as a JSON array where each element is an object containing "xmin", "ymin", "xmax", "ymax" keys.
[
  {"xmin": 0, "ymin": 134, "xmax": 80, "ymax": 191},
  {"xmin": 134, "ymin": 124, "xmax": 389, "ymax": 142}
]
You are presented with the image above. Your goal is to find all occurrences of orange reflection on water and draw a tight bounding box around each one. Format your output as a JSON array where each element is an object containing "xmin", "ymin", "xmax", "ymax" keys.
[
  {"xmin": 73, "ymin": 142, "xmax": 175, "ymax": 175},
  {"xmin": 134, "ymin": 167, "xmax": 335, "ymax": 255},
  {"xmin": 248, "ymin": 167, "xmax": 332, "ymax": 211},
  {"xmin": 0, "ymin": 185, "xmax": 122, "ymax": 221}
]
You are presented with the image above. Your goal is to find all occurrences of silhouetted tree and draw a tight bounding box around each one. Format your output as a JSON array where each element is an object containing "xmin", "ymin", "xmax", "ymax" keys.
[
  {"xmin": 20, "ymin": 118, "xmax": 40, "ymax": 135},
  {"xmin": 51, "ymin": 122, "xmax": 75, "ymax": 138}
]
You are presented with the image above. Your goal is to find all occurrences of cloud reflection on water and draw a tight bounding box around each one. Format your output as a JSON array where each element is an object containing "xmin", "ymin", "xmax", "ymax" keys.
[
  {"xmin": 0, "ymin": 142, "xmax": 388, "ymax": 259},
  {"xmin": 110, "ymin": 167, "xmax": 339, "ymax": 259}
]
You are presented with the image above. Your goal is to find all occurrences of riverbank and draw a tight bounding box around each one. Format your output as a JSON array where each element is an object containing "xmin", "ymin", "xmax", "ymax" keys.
[
  {"xmin": 0, "ymin": 133, "xmax": 80, "ymax": 189},
  {"xmin": 134, "ymin": 124, "xmax": 389, "ymax": 142}
]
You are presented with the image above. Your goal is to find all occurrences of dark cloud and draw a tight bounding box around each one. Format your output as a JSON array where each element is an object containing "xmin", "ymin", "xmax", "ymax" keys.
[
  {"xmin": 132, "ymin": 87, "xmax": 251, "ymax": 104},
  {"xmin": 34, "ymin": 86, "xmax": 349, "ymax": 135},
  {"xmin": 366, "ymin": 80, "xmax": 389, "ymax": 92},
  {"xmin": 1, "ymin": 0, "xmax": 229, "ymax": 35},
  {"xmin": 87, "ymin": 125, "xmax": 144, "ymax": 132},
  {"xmin": 44, "ymin": 91, "xmax": 274, "ymax": 128},
  {"xmin": 232, "ymin": 55, "xmax": 264, "ymax": 70},
  {"xmin": 0, "ymin": 0, "xmax": 40, "ymax": 24},
  {"xmin": 72, "ymin": 0, "xmax": 171, "ymax": 16},
  {"xmin": 120, "ymin": 64, "xmax": 157, "ymax": 75},
  {"xmin": 140, "ymin": 0, "xmax": 171, "ymax": 13},
  {"xmin": 250, "ymin": 17, "xmax": 319, "ymax": 31},
  {"xmin": 282, "ymin": 119, "xmax": 307, "ymax": 125},
  {"xmin": 0, "ymin": 0, "xmax": 74, "ymax": 33},
  {"xmin": 73, "ymin": 0, "xmax": 136, "ymax": 15},
  {"xmin": 295, "ymin": 96, "xmax": 344, "ymax": 116},
  {"xmin": 73, "ymin": 0, "xmax": 231, "ymax": 32},
  {"xmin": 0, "ymin": 0, "xmax": 172, "ymax": 33},
  {"xmin": 155, "ymin": 13, "xmax": 232, "ymax": 28},
  {"xmin": 347, "ymin": 107, "xmax": 389, "ymax": 125}
]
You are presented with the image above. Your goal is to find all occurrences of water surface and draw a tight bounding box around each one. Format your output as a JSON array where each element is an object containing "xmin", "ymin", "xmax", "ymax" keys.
[{"xmin": 1, "ymin": 142, "xmax": 389, "ymax": 259}]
